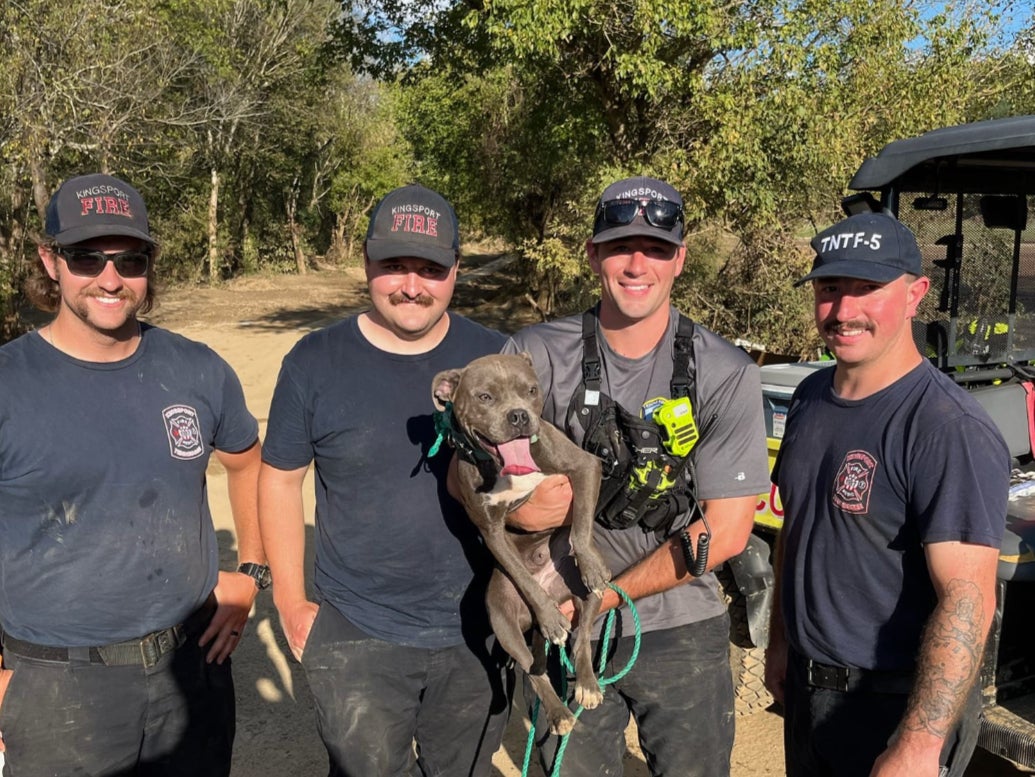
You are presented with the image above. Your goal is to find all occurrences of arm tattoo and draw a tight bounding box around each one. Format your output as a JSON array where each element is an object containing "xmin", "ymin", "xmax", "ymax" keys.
[{"xmin": 905, "ymin": 578, "xmax": 986, "ymax": 739}]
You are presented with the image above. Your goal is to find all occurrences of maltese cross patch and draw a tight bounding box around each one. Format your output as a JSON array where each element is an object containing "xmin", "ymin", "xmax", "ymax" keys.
[
  {"xmin": 832, "ymin": 450, "xmax": 877, "ymax": 514},
  {"xmin": 163, "ymin": 405, "xmax": 204, "ymax": 460}
]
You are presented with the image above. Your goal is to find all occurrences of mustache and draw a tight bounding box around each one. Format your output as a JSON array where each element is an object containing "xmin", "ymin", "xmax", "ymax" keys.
[
  {"xmin": 388, "ymin": 292, "xmax": 434, "ymax": 307},
  {"xmin": 822, "ymin": 319, "xmax": 870, "ymax": 334},
  {"xmin": 86, "ymin": 289, "xmax": 135, "ymax": 298},
  {"xmin": 84, "ymin": 290, "xmax": 138, "ymax": 303}
]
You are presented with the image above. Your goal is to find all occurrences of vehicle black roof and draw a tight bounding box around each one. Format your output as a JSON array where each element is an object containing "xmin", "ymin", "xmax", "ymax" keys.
[{"xmin": 849, "ymin": 115, "xmax": 1035, "ymax": 195}]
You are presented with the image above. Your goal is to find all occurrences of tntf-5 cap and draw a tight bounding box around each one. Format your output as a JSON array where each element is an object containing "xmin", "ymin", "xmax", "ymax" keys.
[{"xmin": 796, "ymin": 212, "xmax": 922, "ymax": 287}]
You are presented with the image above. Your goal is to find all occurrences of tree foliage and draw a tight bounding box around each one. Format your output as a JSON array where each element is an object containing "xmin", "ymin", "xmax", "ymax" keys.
[
  {"xmin": 0, "ymin": 0, "xmax": 413, "ymax": 337},
  {"xmin": 383, "ymin": 0, "xmax": 1024, "ymax": 354},
  {"xmin": 1, "ymin": 0, "xmax": 1032, "ymax": 357}
]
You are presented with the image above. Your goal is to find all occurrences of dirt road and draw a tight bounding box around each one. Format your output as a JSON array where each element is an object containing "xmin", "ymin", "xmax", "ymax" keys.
[{"xmin": 148, "ymin": 265, "xmax": 1025, "ymax": 776}]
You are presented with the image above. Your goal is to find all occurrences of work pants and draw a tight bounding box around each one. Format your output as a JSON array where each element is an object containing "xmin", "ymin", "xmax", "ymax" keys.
[
  {"xmin": 301, "ymin": 602, "xmax": 511, "ymax": 777},
  {"xmin": 783, "ymin": 647, "xmax": 981, "ymax": 777},
  {"xmin": 530, "ymin": 614, "xmax": 735, "ymax": 777},
  {"xmin": 0, "ymin": 635, "xmax": 233, "ymax": 777}
]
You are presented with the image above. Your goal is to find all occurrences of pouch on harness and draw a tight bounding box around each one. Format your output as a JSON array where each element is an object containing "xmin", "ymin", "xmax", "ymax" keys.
[{"xmin": 565, "ymin": 308, "xmax": 702, "ymax": 542}]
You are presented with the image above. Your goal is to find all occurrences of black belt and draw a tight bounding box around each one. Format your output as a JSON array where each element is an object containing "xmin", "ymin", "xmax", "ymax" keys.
[
  {"xmin": 795, "ymin": 650, "xmax": 914, "ymax": 695},
  {"xmin": 1, "ymin": 593, "xmax": 217, "ymax": 670}
]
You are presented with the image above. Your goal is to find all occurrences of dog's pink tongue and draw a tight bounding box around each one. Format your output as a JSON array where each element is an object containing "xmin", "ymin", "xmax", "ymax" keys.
[{"xmin": 497, "ymin": 438, "xmax": 540, "ymax": 477}]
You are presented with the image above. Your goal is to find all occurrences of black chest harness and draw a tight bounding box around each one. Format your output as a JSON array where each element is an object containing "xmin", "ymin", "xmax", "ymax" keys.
[{"xmin": 565, "ymin": 309, "xmax": 705, "ymax": 559}]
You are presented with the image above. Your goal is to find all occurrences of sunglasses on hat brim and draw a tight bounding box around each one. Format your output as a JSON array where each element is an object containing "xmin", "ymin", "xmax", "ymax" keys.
[{"xmin": 596, "ymin": 199, "xmax": 684, "ymax": 230}]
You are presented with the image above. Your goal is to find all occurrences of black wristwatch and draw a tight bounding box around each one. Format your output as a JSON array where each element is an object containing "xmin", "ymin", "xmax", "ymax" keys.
[{"xmin": 238, "ymin": 562, "xmax": 272, "ymax": 590}]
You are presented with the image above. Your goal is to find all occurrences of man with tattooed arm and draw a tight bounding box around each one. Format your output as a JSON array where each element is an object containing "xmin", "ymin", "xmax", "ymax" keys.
[{"xmin": 764, "ymin": 212, "xmax": 1009, "ymax": 777}]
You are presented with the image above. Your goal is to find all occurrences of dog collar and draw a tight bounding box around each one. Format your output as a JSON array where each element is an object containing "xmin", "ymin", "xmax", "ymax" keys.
[{"xmin": 429, "ymin": 402, "xmax": 493, "ymax": 464}]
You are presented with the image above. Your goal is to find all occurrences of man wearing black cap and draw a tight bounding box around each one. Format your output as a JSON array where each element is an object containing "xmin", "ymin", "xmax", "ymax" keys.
[
  {"xmin": 765, "ymin": 212, "xmax": 1009, "ymax": 776},
  {"xmin": 259, "ymin": 184, "xmax": 509, "ymax": 775},
  {"xmin": 0, "ymin": 173, "xmax": 264, "ymax": 775},
  {"xmin": 502, "ymin": 176, "xmax": 770, "ymax": 775}
]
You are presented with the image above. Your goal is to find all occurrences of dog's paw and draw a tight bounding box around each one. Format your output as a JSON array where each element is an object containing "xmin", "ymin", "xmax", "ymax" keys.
[
  {"xmin": 549, "ymin": 709, "xmax": 577, "ymax": 737},
  {"xmin": 576, "ymin": 552, "xmax": 611, "ymax": 594},
  {"xmin": 574, "ymin": 680, "xmax": 603, "ymax": 710},
  {"xmin": 538, "ymin": 607, "xmax": 571, "ymax": 645}
]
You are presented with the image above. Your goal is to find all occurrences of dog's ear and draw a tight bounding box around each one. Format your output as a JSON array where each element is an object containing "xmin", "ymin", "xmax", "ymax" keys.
[
  {"xmin": 431, "ymin": 368, "xmax": 463, "ymax": 411},
  {"xmin": 519, "ymin": 351, "xmax": 535, "ymax": 368}
]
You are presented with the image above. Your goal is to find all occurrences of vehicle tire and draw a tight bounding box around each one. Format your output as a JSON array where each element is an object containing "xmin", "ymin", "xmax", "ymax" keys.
[
  {"xmin": 730, "ymin": 642, "xmax": 773, "ymax": 716},
  {"xmin": 718, "ymin": 566, "xmax": 774, "ymax": 716}
]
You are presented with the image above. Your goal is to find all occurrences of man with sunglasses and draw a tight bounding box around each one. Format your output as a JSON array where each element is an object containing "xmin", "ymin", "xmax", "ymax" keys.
[
  {"xmin": 0, "ymin": 173, "xmax": 264, "ymax": 776},
  {"xmin": 502, "ymin": 176, "xmax": 770, "ymax": 775}
]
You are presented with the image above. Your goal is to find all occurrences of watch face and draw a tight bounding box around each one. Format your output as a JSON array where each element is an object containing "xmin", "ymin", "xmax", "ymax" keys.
[{"xmin": 241, "ymin": 563, "xmax": 272, "ymax": 589}]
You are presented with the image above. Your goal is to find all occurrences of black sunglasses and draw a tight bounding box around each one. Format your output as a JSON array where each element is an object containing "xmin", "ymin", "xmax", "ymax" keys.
[
  {"xmin": 55, "ymin": 247, "xmax": 151, "ymax": 278},
  {"xmin": 597, "ymin": 199, "xmax": 684, "ymax": 230}
]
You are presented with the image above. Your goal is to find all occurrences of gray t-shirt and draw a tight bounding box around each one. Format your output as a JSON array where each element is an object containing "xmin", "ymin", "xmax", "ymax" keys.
[{"xmin": 504, "ymin": 308, "xmax": 769, "ymax": 633}]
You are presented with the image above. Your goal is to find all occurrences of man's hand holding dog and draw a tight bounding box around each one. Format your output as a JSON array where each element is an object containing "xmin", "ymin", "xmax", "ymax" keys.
[
  {"xmin": 447, "ymin": 456, "xmax": 574, "ymax": 531},
  {"xmin": 506, "ymin": 473, "xmax": 574, "ymax": 531}
]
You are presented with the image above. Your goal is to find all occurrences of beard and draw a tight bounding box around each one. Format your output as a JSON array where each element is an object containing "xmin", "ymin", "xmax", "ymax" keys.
[{"xmin": 67, "ymin": 288, "xmax": 144, "ymax": 333}]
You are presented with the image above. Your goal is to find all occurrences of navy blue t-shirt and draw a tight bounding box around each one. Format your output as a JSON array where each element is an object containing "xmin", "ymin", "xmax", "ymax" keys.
[
  {"xmin": 0, "ymin": 326, "xmax": 259, "ymax": 646},
  {"xmin": 262, "ymin": 313, "xmax": 505, "ymax": 648},
  {"xmin": 773, "ymin": 360, "xmax": 1008, "ymax": 670}
]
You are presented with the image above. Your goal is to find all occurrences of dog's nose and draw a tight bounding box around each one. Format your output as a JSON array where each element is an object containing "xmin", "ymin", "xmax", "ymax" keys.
[{"xmin": 508, "ymin": 409, "xmax": 530, "ymax": 428}]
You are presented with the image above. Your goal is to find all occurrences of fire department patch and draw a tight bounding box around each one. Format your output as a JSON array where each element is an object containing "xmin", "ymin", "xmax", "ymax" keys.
[
  {"xmin": 163, "ymin": 405, "xmax": 204, "ymax": 460},
  {"xmin": 832, "ymin": 450, "xmax": 877, "ymax": 514}
]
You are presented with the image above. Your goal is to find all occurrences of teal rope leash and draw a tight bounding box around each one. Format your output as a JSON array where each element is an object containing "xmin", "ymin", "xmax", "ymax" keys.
[
  {"xmin": 428, "ymin": 402, "xmax": 455, "ymax": 457},
  {"xmin": 521, "ymin": 583, "xmax": 641, "ymax": 777}
]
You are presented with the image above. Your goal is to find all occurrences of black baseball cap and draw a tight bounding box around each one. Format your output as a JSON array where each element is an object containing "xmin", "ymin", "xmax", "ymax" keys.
[
  {"xmin": 45, "ymin": 174, "xmax": 154, "ymax": 246},
  {"xmin": 365, "ymin": 185, "xmax": 459, "ymax": 268},
  {"xmin": 591, "ymin": 176, "xmax": 684, "ymax": 247},
  {"xmin": 795, "ymin": 212, "xmax": 923, "ymax": 287}
]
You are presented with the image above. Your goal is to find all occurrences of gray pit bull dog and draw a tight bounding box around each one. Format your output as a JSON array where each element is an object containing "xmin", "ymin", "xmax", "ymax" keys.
[{"xmin": 432, "ymin": 352, "xmax": 611, "ymax": 735}]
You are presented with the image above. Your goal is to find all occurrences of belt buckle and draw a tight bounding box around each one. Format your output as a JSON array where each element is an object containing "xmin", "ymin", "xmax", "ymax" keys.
[
  {"xmin": 807, "ymin": 660, "xmax": 850, "ymax": 692},
  {"xmin": 138, "ymin": 626, "xmax": 185, "ymax": 669},
  {"xmin": 139, "ymin": 637, "xmax": 155, "ymax": 668},
  {"xmin": 139, "ymin": 633, "xmax": 162, "ymax": 668}
]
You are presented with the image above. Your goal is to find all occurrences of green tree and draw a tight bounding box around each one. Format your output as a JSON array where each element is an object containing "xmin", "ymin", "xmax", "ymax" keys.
[
  {"xmin": 322, "ymin": 78, "xmax": 413, "ymax": 265},
  {"xmin": 0, "ymin": 0, "xmax": 197, "ymax": 332},
  {"xmin": 679, "ymin": 0, "xmax": 1013, "ymax": 355},
  {"xmin": 382, "ymin": 0, "xmax": 1019, "ymax": 350},
  {"xmin": 0, "ymin": 0, "xmax": 395, "ymax": 333},
  {"xmin": 155, "ymin": 0, "xmax": 346, "ymax": 282}
]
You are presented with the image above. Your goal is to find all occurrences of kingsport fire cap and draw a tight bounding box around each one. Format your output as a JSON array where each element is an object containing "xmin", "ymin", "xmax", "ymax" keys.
[
  {"xmin": 365, "ymin": 184, "xmax": 459, "ymax": 268},
  {"xmin": 795, "ymin": 212, "xmax": 923, "ymax": 287},
  {"xmin": 45, "ymin": 173, "xmax": 154, "ymax": 246},
  {"xmin": 591, "ymin": 176, "xmax": 685, "ymax": 247}
]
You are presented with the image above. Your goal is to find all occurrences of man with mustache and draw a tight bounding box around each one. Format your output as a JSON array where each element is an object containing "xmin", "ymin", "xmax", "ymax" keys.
[
  {"xmin": 0, "ymin": 173, "xmax": 263, "ymax": 776},
  {"xmin": 765, "ymin": 212, "xmax": 1009, "ymax": 777},
  {"xmin": 259, "ymin": 184, "xmax": 509, "ymax": 776}
]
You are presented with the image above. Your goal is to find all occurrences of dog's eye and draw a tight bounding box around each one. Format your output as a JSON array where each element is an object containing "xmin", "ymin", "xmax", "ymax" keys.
[
  {"xmin": 528, "ymin": 385, "xmax": 538, "ymax": 397},
  {"xmin": 477, "ymin": 392, "xmax": 493, "ymax": 403}
]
